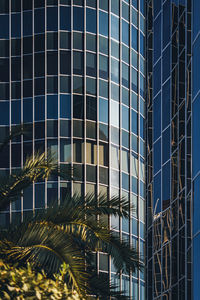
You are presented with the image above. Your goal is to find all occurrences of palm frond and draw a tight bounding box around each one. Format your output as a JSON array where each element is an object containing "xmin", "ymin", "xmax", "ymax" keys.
[{"xmin": 0, "ymin": 222, "xmax": 88, "ymax": 297}]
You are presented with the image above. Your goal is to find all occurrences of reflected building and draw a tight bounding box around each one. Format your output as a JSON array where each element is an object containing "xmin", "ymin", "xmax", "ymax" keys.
[
  {"xmin": 0, "ymin": 0, "xmax": 145, "ymax": 298},
  {"xmin": 146, "ymin": 0, "xmax": 192, "ymax": 299}
]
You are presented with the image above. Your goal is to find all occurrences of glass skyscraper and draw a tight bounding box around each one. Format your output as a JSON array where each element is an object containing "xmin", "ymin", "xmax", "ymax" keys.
[
  {"xmin": 0, "ymin": 0, "xmax": 145, "ymax": 298},
  {"xmin": 146, "ymin": 0, "xmax": 192, "ymax": 299}
]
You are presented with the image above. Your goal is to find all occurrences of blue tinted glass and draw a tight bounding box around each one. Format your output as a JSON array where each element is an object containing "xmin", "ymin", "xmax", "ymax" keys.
[
  {"xmin": 12, "ymin": 100, "xmax": 21, "ymax": 124},
  {"xmin": 132, "ymin": 218, "xmax": 137, "ymax": 236},
  {"xmin": 140, "ymin": 0, "xmax": 144, "ymax": 15},
  {"xmin": 162, "ymin": 162, "xmax": 170, "ymax": 206},
  {"xmin": 193, "ymin": 95, "xmax": 200, "ymax": 177},
  {"xmin": 73, "ymin": 7, "xmax": 84, "ymax": 31},
  {"xmin": 111, "ymin": 58, "xmax": 119, "ymax": 83},
  {"xmin": 140, "ymin": 33, "xmax": 145, "ymax": 57},
  {"xmin": 132, "ymin": 176, "xmax": 138, "ymax": 194},
  {"xmin": 111, "ymin": 15, "xmax": 119, "ymax": 40},
  {"xmin": 153, "ymin": 172, "xmax": 161, "ymax": 213},
  {"xmin": 132, "ymin": 0, "xmax": 138, "ymax": 9},
  {"xmin": 154, "ymin": 14, "xmax": 161, "ymax": 63},
  {"xmin": 140, "ymin": 116, "xmax": 144, "ymax": 140},
  {"xmin": 194, "ymin": 235, "xmax": 200, "ymax": 299},
  {"xmin": 47, "ymin": 7, "xmax": 58, "ymax": 31},
  {"xmin": 132, "ymin": 67, "xmax": 137, "ymax": 92},
  {"xmin": 154, "ymin": 0, "xmax": 161, "ymax": 18},
  {"xmin": 153, "ymin": 60, "xmax": 161, "ymax": 96},
  {"xmin": 140, "ymin": 74, "xmax": 145, "ymax": 98},
  {"xmin": 153, "ymin": 94, "xmax": 161, "ymax": 140},
  {"xmin": 122, "ymin": 172, "xmax": 129, "ymax": 191},
  {"xmin": 163, "ymin": 0, "xmax": 170, "ymax": 48},
  {"xmin": 35, "ymin": 184, "xmax": 45, "ymax": 208},
  {"xmin": 122, "ymin": 105, "xmax": 129, "ymax": 131},
  {"xmin": 99, "ymin": 11, "xmax": 108, "ymax": 36},
  {"xmin": 60, "ymin": 94, "xmax": 71, "ymax": 118},
  {"xmin": 132, "ymin": 26, "xmax": 138, "ymax": 50},
  {"xmin": 23, "ymin": 98, "xmax": 33, "ymax": 122},
  {"xmin": 162, "ymin": 46, "xmax": 170, "ymax": 82},
  {"xmin": 153, "ymin": 138, "xmax": 161, "ymax": 174},
  {"xmin": 122, "ymin": 63, "xmax": 129, "ymax": 88},
  {"xmin": 86, "ymin": 8, "xmax": 96, "ymax": 34},
  {"xmin": 23, "ymin": 11, "xmax": 32, "ymax": 36},
  {"xmin": 122, "ymin": 20, "xmax": 129, "ymax": 45},
  {"xmin": 193, "ymin": 175, "xmax": 200, "ymax": 234},
  {"xmin": 47, "ymin": 95, "xmax": 58, "ymax": 119},
  {"xmin": 162, "ymin": 80, "xmax": 170, "ymax": 129},
  {"xmin": 132, "ymin": 92, "xmax": 137, "ymax": 110},
  {"xmin": 0, "ymin": 102, "xmax": 9, "ymax": 125},
  {"xmin": 60, "ymin": 6, "xmax": 71, "ymax": 31},
  {"xmin": 140, "ymin": 221, "xmax": 144, "ymax": 239},
  {"xmin": 193, "ymin": 0, "xmax": 200, "ymax": 40},
  {"xmin": 34, "ymin": 9, "xmax": 45, "ymax": 33},
  {"xmin": 0, "ymin": 15, "xmax": 9, "ymax": 38},
  {"xmin": 132, "ymin": 134, "xmax": 137, "ymax": 152},
  {"xmin": 99, "ymin": 98, "xmax": 108, "ymax": 123},
  {"xmin": 11, "ymin": 13, "xmax": 21, "ymax": 38},
  {"xmin": 193, "ymin": 36, "xmax": 200, "ymax": 98},
  {"xmin": 162, "ymin": 127, "xmax": 170, "ymax": 164},
  {"xmin": 131, "ymin": 110, "xmax": 137, "ymax": 134},
  {"xmin": 35, "ymin": 96, "xmax": 45, "ymax": 121}
]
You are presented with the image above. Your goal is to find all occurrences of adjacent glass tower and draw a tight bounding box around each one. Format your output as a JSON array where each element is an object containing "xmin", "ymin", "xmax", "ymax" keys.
[
  {"xmin": 0, "ymin": 0, "xmax": 145, "ymax": 298},
  {"xmin": 146, "ymin": 0, "xmax": 192, "ymax": 299}
]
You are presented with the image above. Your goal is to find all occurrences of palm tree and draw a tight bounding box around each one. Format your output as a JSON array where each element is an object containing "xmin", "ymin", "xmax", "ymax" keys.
[{"xmin": 0, "ymin": 128, "xmax": 143, "ymax": 299}]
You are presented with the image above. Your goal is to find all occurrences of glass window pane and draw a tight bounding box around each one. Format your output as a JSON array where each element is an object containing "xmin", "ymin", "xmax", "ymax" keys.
[
  {"xmin": 99, "ymin": 11, "xmax": 108, "ymax": 36},
  {"xmin": 60, "ymin": 94, "xmax": 71, "ymax": 118},
  {"xmin": 86, "ymin": 8, "xmax": 96, "ymax": 34}
]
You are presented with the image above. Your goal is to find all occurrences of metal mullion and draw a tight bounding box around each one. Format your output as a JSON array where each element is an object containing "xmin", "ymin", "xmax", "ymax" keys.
[
  {"xmin": 96, "ymin": 0, "xmax": 99, "ymax": 208},
  {"xmin": 71, "ymin": 3, "xmax": 74, "ymax": 196},
  {"xmin": 45, "ymin": 0, "xmax": 47, "ymax": 209},
  {"xmin": 9, "ymin": 0, "xmax": 12, "ymax": 222},
  {"xmin": 84, "ymin": 0, "xmax": 86, "ymax": 197},
  {"xmin": 58, "ymin": 0, "xmax": 60, "ymax": 204},
  {"xmin": 32, "ymin": 0, "xmax": 35, "ymax": 212},
  {"xmin": 21, "ymin": 0, "xmax": 23, "ymax": 220}
]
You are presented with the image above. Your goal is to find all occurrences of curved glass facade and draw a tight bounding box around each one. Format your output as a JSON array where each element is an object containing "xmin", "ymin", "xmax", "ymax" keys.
[
  {"xmin": 146, "ymin": 0, "xmax": 192, "ymax": 299},
  {"xmin": 0, "ymin": 0, "xmax": 145, "ymax": 298}
]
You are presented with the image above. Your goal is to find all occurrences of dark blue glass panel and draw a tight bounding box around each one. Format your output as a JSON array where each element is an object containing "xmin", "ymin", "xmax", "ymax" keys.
[
  {"xmin": 122, "ymin": 172, "xmax": 129, "ymax": 191},
  {"xmin": 193, "ymin": 175, "xmax": 200, "ymax": 234},
  {"xmin": 153, "ymin": 172, "xmax": 161, "ymax": 214},
  {"xmin": 132, "ymin": 218, "xmax": 137, "ymax": 236},
  {"xmin": 131, "ymin": 110, "xmax": 138, "ymax": 135},
  {"xmin": 47, "ymin": 7, "xmax": 58, "ymax": 31},
  {"xmin": 0, "ymin": 15, "xmax": 9, "ymax": 38},
  {"xmin": 132, "ymin": 176, "xmax": 138, "ymax": 194},
  {"xmin": 122, "ymin": 20, "xmax": 129, "ymax": 46},
  {"xmin": 35, "ymin": 184, "xmax": 45, "ymax": 208},
  {"xmin": 193, "ymin": 95, "xmax": 200, "ymax": 177},
  {"xmin": 154, "ymin": 0, "xmax": 161, "ymax": 18},
  {"xmin": 193, "ymin": 36, "xmax": 200, "ymax": 99},
  {"xmin": 140, "ymin": 116, "xmax": 144, "ymax": 140},
  {"xmin": 12, "ymin": 100, "xmax": 21, "ymax": 124},
  {"xmin": 122, "ymin": 105, "xmax": 129, "ymax": 131},
  {"xmin": 162, "ymin": 80, "xmax": 170, "ymax": 130},
  {"xmin": 193, "ymin": 0, "xmax": 200, "ymax": 40},
  {"xmin": 99, "ymin": 98, "xmax": 108, "ymax": 124},
  {"xmin": 140, "ymin": 221, "xmax": 144, "ymax": 239},
  {"xmin": 162, "ymin": 46, "xmax": 170, "ymax": 83},
  {"xmin": 140, "ymin": 33, "xmax": 145, "ymax": 57},
  {"xmin": 47, "ymin": 95, "xmax": 58, "ymax": 119},
  {"xmin": 153, "ymin": 138, "xmax": 161, "ymax": 174},
  {"xmin": 11, "ymin": 13, "xmax": 21, "ymax": 38},
  {"xmin": 140, "ymin": 181, "xmax": 145, "ymax": 198},
  {"xmin": 23, "ymin": 98, "xmax": 33, "ymax": 122},
  {"xmin": 99, "ymin": 11, "xmax": 108, "ymax": 36},
  {"xmin": 153, "ymin": 14, "xmax": 161, "ymax": 63},
  {"xmin": 132, "ymin": 0, "xmax": 138, "ymax": 9},
  {"xmin": 140, "ymin": 0, "xmax": 144, "ymax": 15},
  {"xmin": 86, "ymin": 8, "xmax": 96, "ymax": 34},
  {"xmin": 0, "ymin": 102, "xmax": 9, "ymax": 125},
  {"xmin": 194, "ymin": 235, "xmax": 200, "ymax": 299},
  {"xmin": 23, "ymin": 11, "xmax": 32, "ymax": 36},
  {"xmin": 60, "ymin": 6, "xmax": 71, "ymax": 31},
  {"xmin": 162, "ymin": 162, "xmax": 170, "ymax": 209},
  {"xmin": 162, "ymin": 127, "xmax": 170, "ymax": 164},
  {"xmin": 153, "ymin": 60, "xmax": 161, "ymax": 97},
  {"xmin": 163, "ymin": 0, "xmax": 170, "ymax": 48},
  {"xmin": 60, "ymin": 94, "xmax": 71, "ymax": 119},
  {"xmin": 153, "ymin": 93, "xmax": 161, "ymax": 141},
  {"xmin": 34, "ymin": 9, "xmax": 45, "ymax": 33},
  {"xmin": 35, "ymin": 96, "xmax": 45, "ymax": 121},
  {"xmin": 131, "ymin": 26, "xmax": 138, "ymax": 50},
  {"xmin": 73, "ymin": 7, "xmax": 84, "ymax": 31}
]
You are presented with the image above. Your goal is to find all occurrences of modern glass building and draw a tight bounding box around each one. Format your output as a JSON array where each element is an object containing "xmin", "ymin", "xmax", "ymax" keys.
[
  {"xmin": 0, "ymin": 0, "xmax": 145, "ymax": 298},
  {"xmin": 146, "ymin": 0, "xmax": 192, "ymax": 299}
]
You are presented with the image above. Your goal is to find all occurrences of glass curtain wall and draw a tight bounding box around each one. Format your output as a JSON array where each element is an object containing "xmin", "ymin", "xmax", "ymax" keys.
[
  {"xmin": 146, "ymin": 0, "xmax": 192, "ymax": 299},
  {"xmin": 0, "ymin": 0, "xmax": 145, "ymax": 298}
]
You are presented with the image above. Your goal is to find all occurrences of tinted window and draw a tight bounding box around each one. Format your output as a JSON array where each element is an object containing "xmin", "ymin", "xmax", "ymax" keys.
[
  {"xmin": 60, "ymin": 6, "xmax": 71, "ymax": 30},
  {"xmin": 0, "ymin": 15, "xmax": 9, "ymax": 39},
  {"xmin": 47, "ymin": 7, "xmax": 58, "ymax": 31},
  {"xmin": 60, "ymin": 94, "xmax": 71, "ymax": 118},
  {"xmin": 47, "ymin": 95, "xmax": 58, "ymax": 119},
  {"xmin": 99, "ymin": 11, "xmax": 108, "ymax": 36},
  {"xmin": 86, "ymin": 8, "xmax": 96, "ymax": 34},
  {"xmin": 34, "ymin": 9, "xmax": 45, "ymax": 33},
  {"xmin": 35, "ymin": 96, "xmax": 45, "ymax": 121},
  {"xmin": 73, "ymin": 7, "xmax": 84, "ymax": 31},
  {"xmin": 60, "ymin": 50, "xmax": 71, "ymax": 74},
  {"xmin": 23, "ymin": 11, "xmax": 33, "ymax": 36},
  {"xmin": 11, "ymin": 13, "xmax": 21, "ymax": 38}
]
